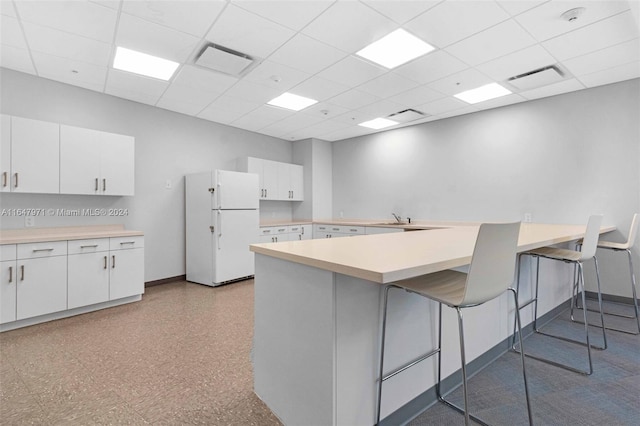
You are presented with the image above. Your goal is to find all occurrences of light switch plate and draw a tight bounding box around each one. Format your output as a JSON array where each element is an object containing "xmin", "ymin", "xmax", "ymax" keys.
[
  {"xmin": 524, "ymin": 213, "xmax": 532, "ymax": 223},
  {"xmin": 165, "ymin": 179, "xmax": 172, "ymax": 189},
  {"xmin": 25, "ymin": 216, "xmax": 35, "ymax": 227}
]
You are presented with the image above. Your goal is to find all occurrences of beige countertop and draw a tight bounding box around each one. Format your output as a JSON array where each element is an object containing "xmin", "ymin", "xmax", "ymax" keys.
[
  {"xmin": 259, "ymin": 219, "xmax": 475, "ymax": 230},
  {"xmin": 0, "ymin": 225, "xmax": 144, "ymax": 244},
  {"xmin": 250, "ymin": 223, "xmax": 616, "ymax": 284}
]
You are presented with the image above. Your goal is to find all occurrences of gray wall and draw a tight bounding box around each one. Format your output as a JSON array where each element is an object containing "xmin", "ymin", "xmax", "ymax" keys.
[
  {"xmin": 0, "ymin": 68, "xmax": 294, "ymax": 282},
  {"xmin": 292, "ymin": 137, "xmax": 333, "ymax": 221},
  {"xmin": 332, "ymin": 79, "xmax": 640, "ymax": 297}
]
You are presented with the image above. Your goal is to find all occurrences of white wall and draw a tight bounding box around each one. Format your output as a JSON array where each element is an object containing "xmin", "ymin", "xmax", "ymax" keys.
[
  {"xmin": 332, "ymin": 79, "xmax": 640, "ymax": 297},
  {"xmin": 292, "ymin": 137, "xmax": 332, "ymax": 221},
  {"xmin": 0, "ymin": 68, "xmax": 294, "ymax": 282}
]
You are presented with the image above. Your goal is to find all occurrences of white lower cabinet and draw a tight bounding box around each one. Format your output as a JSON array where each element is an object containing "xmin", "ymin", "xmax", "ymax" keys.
[
  {"xmin": 110, "ymin": 246, "xmax": 144, "ymax": 300},
  {"xmin": 0, "ymin": 244, "xmax": 17, "ymax": 324},
  {"xmin": 313, "ymin": 224, "xmax": 364, "ymax": 239},
  {"xmin": 68, "ymin": 239, "xmax": 110, "ymax": 309},
  {"xmin": 16, "ymin": 256, "xmax": 68, "ymax": 320},
  {"xmin": 259, "ymin": 225, "xmax": 312, "ymax": 242}
]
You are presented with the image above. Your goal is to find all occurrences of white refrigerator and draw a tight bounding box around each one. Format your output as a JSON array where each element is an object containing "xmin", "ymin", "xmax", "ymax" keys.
[{"xmin": 185, "ymin": 170, "xmax": 259, "ymax": 286}]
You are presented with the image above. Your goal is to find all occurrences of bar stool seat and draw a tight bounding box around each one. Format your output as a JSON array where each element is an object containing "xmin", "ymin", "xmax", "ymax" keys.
[{"xmin": 527, "ymin": 247, "xmax": 583, "ymax": 262}]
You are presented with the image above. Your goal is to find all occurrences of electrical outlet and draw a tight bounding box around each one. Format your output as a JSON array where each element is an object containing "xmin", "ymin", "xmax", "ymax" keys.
[
  {"xmin": 25, "ymin": 216, "xmax": 35, "ymax": 227},
  {"xmin": 165, "ymin": 179, "xmax": 172, "ymax": 189},
  {"xmin": 524, "ymin": 213, "xmax": 532, "ymax": 223}
]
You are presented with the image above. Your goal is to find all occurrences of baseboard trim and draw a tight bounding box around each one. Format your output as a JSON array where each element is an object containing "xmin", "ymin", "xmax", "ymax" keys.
[
  {"xmin": 380, "ymin": 299, "xmax": 571, "ymax": 426},
  {"xmin": 145, "ymin": 275, "xmax": 186, "ymax": 288},
  {"xmin": 584, "ymin": 291, "xmax": 639, "ymax": 305}
]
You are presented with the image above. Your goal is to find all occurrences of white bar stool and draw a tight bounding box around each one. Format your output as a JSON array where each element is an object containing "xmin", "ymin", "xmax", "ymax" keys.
[
  {"xmin": 376, "ymin": 223, "xmax": 533, "ymax": 426},
  {"xmin": 572, "ymin": 213, "xmax": 639, "ymax": 335},
  {"xmin": 512, "ymin": 215, "xmax": 607, "ymax": 376}
]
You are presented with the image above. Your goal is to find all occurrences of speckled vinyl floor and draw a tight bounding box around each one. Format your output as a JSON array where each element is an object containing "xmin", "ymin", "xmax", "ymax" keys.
[{"xmin": 0, "ymin": 280, "xmax": 282, "ymax": 425}]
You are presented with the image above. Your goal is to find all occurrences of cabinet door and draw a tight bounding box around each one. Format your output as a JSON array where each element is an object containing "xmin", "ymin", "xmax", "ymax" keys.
[
  {"xmin": 290, "ymin": 164, "xmax": 304, "ymax": 201},
  {"xmin": 109, "ymin": 248, "xmax": 144, "ymax": 300},
  {"xmin": 262, "ymin": 160, "xmax": 279, "ymax": 200},
  {"xmin": 299, "ymin": 225, "xmax": 312, "ymax": 240},
  {"xmin": 16, "ymin": 256, "xmax": 67, "ymax": 320},
  {"xmin": 0, "ymin": 114, "xmax": 10, "ymax": 192},
  {"xmin": 277, "ymin": 162, "xmax": 291, "ymax": 200},
  {"xmin": 100, "ymin": 132, "xmax": 135, "ymax": 196},
  {"xmin": 60, "ymin": 125, "xmax": 102, "ymax": 195},
  {"xmin": 10, "ymin": 117, "xmax": 60, "ymax": 193},
  {"xmin": 0, "ymin": 260, "xmax": 17, "ymax": 324},
  {"xmin": 245, "ymin": 157, "xmax": 266, "ymax": 199},
  {"xmin": 68, "ymin": 253, "xmax": 110, "ymax": 309}
]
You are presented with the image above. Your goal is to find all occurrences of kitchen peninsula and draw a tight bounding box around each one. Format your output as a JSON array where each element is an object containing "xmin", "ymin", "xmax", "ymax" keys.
[{"xmin": 250, "ymin": 222, "xmax": 615, "ymax": 425}]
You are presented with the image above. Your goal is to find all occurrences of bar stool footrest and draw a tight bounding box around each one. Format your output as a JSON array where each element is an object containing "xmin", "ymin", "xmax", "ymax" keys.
[
  {"xmin": 510, "ymin": 345, "xmax": 592, "ymax": 376},
  {"xmin": 534, "ymin": 329, "xmax": 606, "ymax": 350},
  {"xmin": 437, "ymin": 395, "xmax": 490, "ymax": 426}
]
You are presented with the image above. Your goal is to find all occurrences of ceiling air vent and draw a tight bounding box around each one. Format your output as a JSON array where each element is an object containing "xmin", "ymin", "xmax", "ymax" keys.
[
  {"xmin": 387, "ymin": 108, "xmax": 429, "ymax": 123},
  {"xmin": 194, "ymin": 43, "xmax": 254, "ymax": 76},
  {"xmin": 507, "ymin": 65, "xmax": 565, "ymax": 91}
]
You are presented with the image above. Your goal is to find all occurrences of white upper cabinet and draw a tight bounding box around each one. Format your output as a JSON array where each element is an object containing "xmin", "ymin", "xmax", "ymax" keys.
[
  {"xmin": 60, "ymin": 125, "xmax": 135, "ymax": 196},
  {"xmin": 0, "ymin": 115, "xmax": 10, "ymax": 192},
  {"xmin": 7, "ymin": 116, "xmax": 60, "ymax": 194},
  {"xmin": 288, "ymin": 164, "xmax": 303, "ymax": 201},
  {"xmin": 238, "ymin": 157, "xmax": 303, "ymax": 201}
]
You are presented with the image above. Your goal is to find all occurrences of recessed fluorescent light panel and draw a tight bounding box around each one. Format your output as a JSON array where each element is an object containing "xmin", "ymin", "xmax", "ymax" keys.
[
  {"xmin": 356, "ymin": 29, "xmax": 435, "ymax": 69},
  {"xmin": 454, "ymin": 83, "xmax": 512, "ymax": 104},
  {"xmin": 113, "ymin": 47, "xmax": 179, "ymax": 81},
  {"xmin": 267, "ymin": 92, "xmax": 318, "ymax": 111},
  {"xmin": 358, "ymin": 117, "xmax": 398, "ymax": 130}
]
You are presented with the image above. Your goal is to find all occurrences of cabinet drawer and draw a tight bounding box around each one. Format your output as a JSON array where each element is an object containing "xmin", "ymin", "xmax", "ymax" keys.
[
  {"xmin": 342, "ymin": 226, "xmax": 364, "ymax": 235},
  {"xmin": 259, "ymin": 227, "xmax": 277, "ymax": 236},
  {"xmin": 17, "ymin": 241, "xmax": 67, "ymax": 259},
  {"xmin": 68, "ymin": 238, "xmax": 109, "ymax": 254},
  {"xmin": 274, "ymin": 226, "xmax": 288, "ymax": 235},
  {"xmin": 1, "ymin": 245, "xmax": 17, "ymax": 261},
  {"xmin": 110, "ymin": 236, "xmax": 144, "ymax": 251},
  {"xmin": 289, "ymin": 225, "xmax": 301, "ymax": 233},
  {"xmin": 314, "ymin": 224, "xmax": 330, "ymax": 233}
]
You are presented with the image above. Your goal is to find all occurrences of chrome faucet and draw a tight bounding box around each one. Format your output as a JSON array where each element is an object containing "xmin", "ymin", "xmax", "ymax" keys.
[{"xmin": 392, "ymin": 212, "xmax": 402, "ymax": 223}]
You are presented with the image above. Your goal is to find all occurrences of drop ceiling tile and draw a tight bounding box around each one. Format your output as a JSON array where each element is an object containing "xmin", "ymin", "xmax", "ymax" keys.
[
  {"xmin": 206, "ymin": 94, "xmax": 261, "ymax": 115},
  {"xmin": 156, "ymin": 98, "xmax": 206, "ymax": 116},
  {"xmin": 159, "ymin": 83, "xmax": 221, "ymax": 109},
  {"xmin": 387, "ymin": 85, "xmax": 446, "ymax": 107},
  {"xmin": 334, "ymin": 99, "xmax": 405, "ymax": 124},
  {"xmin": 206, "ymin": 4, "xmax": 295, "ymax": 59},
  {"xmin": 0, "ymin": 0, "xmax": 17, "ymax": 17},
  {"xmin": 31, "ymin": 51, "xmax": 107, "ymax": 92},
  {"xmin": 418, "ymin": 96, "xmax": 470, "ymax": 115},
  {"xmin": 445, "ymin": 20, "xmax": 536, "ymax": 66},
  {"xmin": 223, "ymin": 80, "xmax": 282, "ymax": 104},
  {"xmin": 361, "ymin": 0, "xmax": 441, "ymax": 24},
  {"xmin": 518, "ymin": 77, "xmax": 585, "ymax": 100},
  {"xmin": 290, "ymin": 76, "xmax": 350, "ymax": 102},
  {"xmin": 1, "ymin": 15, "xmax": 28, "ymax": 49},
  {"xmin": 22, "ymin": 22, "xmax": 112, "ymax": 67},
  {"xmin": 171, "ymin": 65, "xmax": 238, "ymax": 93},
  {"xmin": 89, "ymin": 1, "xmax": 120, "ymax": 10},
  {"xmin": 243, "ymin": 60, "xmax": 311, "ymax": 91},
  {"xmin": 321, "ymin": 125, "xmax": 373, "ymax": 142},
  {"xmin": 436, "ymin": 105, "xmax": 478, "ymax": 119},
  {"xmin": 301, "ymin": 1, "xmax": 398, "ymax": 53},
  {"xmin": 578, "ymin": 60, "xmax": 640, "ymax": 88},
  {"xmin": 260, "ymin": 113, "xmax": 326, "ymax": 136},
  {"xmin": 15, "ymin": 0, "xmax": 117, "ymax": 43},
  {"xmin": 198, "ymin": 104, "xmax": 249, "ymax": 124},
  {"xmin": 232, "ymin": 105, "xmax": 294, "ymax": 131},
  {"xmin": 427, "ymin": 68, "xmax": 494, "ymax": 96},
  {"xmin": 233, "ymin": 0, "xmax": 334, "ymax": 31},
  {"xmin": 326, "ymin": 89, "xmax": 382, "ymax": 110},
  {"xmin": 122, "ymin": 0, "xmax": 225, "ymax": 38},
  {"xmin": 356, "ymin": 72, "xmax": 420, "ymax": 99},
  {"xmin": 515, "ymin": 0, "xmax": 631, "ymax": 42},
  {"xmin": 496, "ymin": 0, "xmax": 547, "ymax": 17},
  {"xmin": 542, "ymin": 11, "xmax": 639, "ymax": 61},
  {"xmin": 105, "ymin": 69, "xmax": 169, "ymax": 105},
  {"xmin": 474, "ymin": 93, "xmax": 527, "ymax": 110},
  {"xmin": 268, "ymin": 33, "xmax": 347, "ymax": 75},
  {"xmin": 317, "ymin": 56, "xmax": 386, "ymax": 87},
  {"xmin": 394, "ymin": 50, "xmax": 468, "ymax": 84},
  {"xmin": 284, "ymin": 119, "xmax": 351, "ymax": 140},
  {"xmin": 404, "ymin": 0, "xmax": 510, "ymax": 48},
  {"xmin": 0, "ymin": 45, "xmax": 35, "ymax": 75},
  {"xmin": 562, "ymin": 38, "xmax": 640, "ymax": 77},
  {"xmin": 476, "ymin": 44, "xmax": 557, "ymax": 81},
  {"xmin": 116, "ymin": 13, "xmax": 200, "ymax": 63},
  {"xmin": 300, "ymin": 102, "xmax": 350, "ymax": 120}
]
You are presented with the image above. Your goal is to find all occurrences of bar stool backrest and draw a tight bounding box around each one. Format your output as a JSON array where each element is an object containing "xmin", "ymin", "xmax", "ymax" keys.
[
  {"xmin": 625, "ymin": 213, "xmax": 639, "ymax": 249},
  {"xmin": 462, "ymin": 222, "xmax": 521, "ymax": 306},
  {"xmin": 580, "ymin": 215, "xmax": 604, "ymax": 260}
]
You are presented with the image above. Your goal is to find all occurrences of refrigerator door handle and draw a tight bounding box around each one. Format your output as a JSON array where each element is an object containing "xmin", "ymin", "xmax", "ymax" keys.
[{"xmin": 217, "ymin": 210, "xmax": 222, "ymax": 250}]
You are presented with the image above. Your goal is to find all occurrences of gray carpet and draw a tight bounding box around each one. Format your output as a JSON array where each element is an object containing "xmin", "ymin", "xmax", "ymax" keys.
[{"xmin": 408, "ymin": 300, "xmax": 640, "ymax": 426}]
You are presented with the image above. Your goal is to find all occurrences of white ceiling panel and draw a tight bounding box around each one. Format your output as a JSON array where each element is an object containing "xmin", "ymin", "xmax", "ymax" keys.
[
  {"xmin": 159, "ymin": 83, "xmax": 221, "ymax": 109},
  {"xmin": 284, "ymin": 118, "xmax": 350, "ymax": 140},
  {"xmin": 197, "ymin": 104, "xmax": 248, "ymax": 124},
  {"xmin": 334, "ymin": 99, "xmax": 405, "ymax": 124},
  {"xmin": 474, "ymin": 93, "xmax": 526, "ymax": 110},
  {"xmin": 105, "ymin": 69, "xmax": 169, "ymax": 103},
  {"xmin": 261, "ymin": 113, "xmax": 325, "ymax": 136},
  {"xmin": 105, "ymin": 85, "xmax": 162, "ymax": 106},
  {"xmin": 301, "ymin": 1, "xmax": 397, "ymax": 53},
  {"xmin": 436, "ymin": 105, "xmax": 477, "ymax": 119},
  {"xmin": 0, "ymin": 1, "xmax": 17, "ymax": 17},
  {"xmin": 205, "ymin": 94, "xmax": 261, "ymax": 115},
  {"xmin": 361, "ymin": 0, "xmax": 441, "ymax": 25},
  {"xmin": 233, "ymin": 0, "xmax": 334, "ymax": 31},
  {"xmin": 116, "ymin": 13, "xmax": 200, "ymax": 63},
  {"xmin": 89, "ymin": 1, "xmax": 121, "ymax": 10},
  {"xmin": 290, "ymin": 76, "xmax": 350, "ymax": 101},
  {"xmin": 171, "ymin": 65, "xmax": 238, "ymax": 93},
  {"xmin": 387, "ymin": 85, "xmax": 446, "ymax": 107},
  {"xmin": 321, "ymin": 125, "xmax": 372, "ymax": 142},
  {"xmin": 121, "ymin": 0, "xmax": 225, "ymax": 38},
  {"xmin": 419, "ymin": 97, "xmax": 470, "ymax": 115},
  {"xmin": 476, "ymin": 44, "xmax": 557, "ymax": 81},
  {"xmin": 231, "ymin": 105, "xmax": 294, "ymax": 131},
  {"xmin": 326, "ymin": 89, "xmax": 382, "ymax": 110},
  {"xmin": 394, "ymin": 50, "xmax": 468, "ymax": 84},
  {"xmin": 156, "ymin": 97, "xmax": 207, "ymax": 116},
  {"xmin": 1, "ymin": 15, "xmax": 28, "ymax": 49},
  {"xmin": 356, "ymin": 72, "xmax": 420, "ymax": 99},
  {"xmin": 519, "ymin": 77, "xmax": 585, "ymax": 100},
  {"xmin": 562, "ymin": 38, "xmax": 640, "ymax": 77},
  {"xmin": 578, "ymin": 60, "xmax": 640, "ymax": 88},
  {"xmin": 496, "ymin": 0, "xmax": 547, "ymax": 17},
  {"xmin": 427, "ymin": 68, "xmax": 494, "ymax": 96},
  {"xmin": 404, "ymin": 0, "xmax": 510, "ymax": 48},
  {"xmin": 515, "ymin": 0, "xmax": 631, "ymax": 42},
  {"xmin": 0, "ymin": 45, "xmax": 35, "ymax": 74},
  {"xmin": 22, "ymin": 22, "xmax": 112, "ymax": 67},
  {"xmin": 15, "ymin": 0, "xmax": 117, "ymax": 43},
  {"xmin": 267, "ymin": 33, "xmax": 347, "ymax": 75},
  {"xmin": 223, "ymin": 79, "xmax": 281, "ymax": 104},
  {"xmin": 31, "ymin": 51, "xmax": 107, "ymax": 91},
  {"xmin": 205, "ymin": 4, "xmax": 295, "ymax": 59},
  {"xmin": 542, "ymin": 11, "xmax": 639, "ymax": 61},
  {"xmin": 243, "ymin": 60, "xmax": 311, "ymax": 91},
  {"xmin": 445, "ymin": 20, "xmax": 536, "ymax": 66},
  {"xmin": 301, "ymin": 101, "xmax": 350, "ymax": 119},
  {"xmin": 317, "ymin": 56, "xmax": 386, "ymax": 87}
]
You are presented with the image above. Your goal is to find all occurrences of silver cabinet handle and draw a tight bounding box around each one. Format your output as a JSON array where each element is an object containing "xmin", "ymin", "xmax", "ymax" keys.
[
  {"xmin": 103, "ymin": 178, "xmax": 106, "ymax": 192},
  {"xmin": 301, "ymin": 227, "xmax": 304, "ymax": 235},
  {"xmin": 112, "ymin": 255, "xmax": 115, "ymax": 269},
  {"xmin": 104, "ymin": 256, "xmax": 107, "ymax": 270},
  {"xmin": 33, "ymin": 248, "xmax": 54, "ymax": 252},
  {"xmin": 14, "ymin": 172, "xmax": 18, "ymax": 188},
  {"xmin": 80, "ymin": 244, "xmax": 99, "ymax": 249},
  {"xmin": 2, "ymin": 171, "xmax": 7, "ymax": 187},
  {"xmin": 20, "ymin": 265, "xmax": 24, "ymax": 281},
  {"xmin": 119, "ymin": 241, "xmax": 135, "ymax": 245},
  {"xmin": 8, "ymin": 266, "xmax": 12, "ymax": 283},
  {"xmin": 265, "ymin": 189, "xmax": 267, "ymax": 197},
  {"xmin": 95, "ymin": 178, "xmax": 99, "ymax": 191}
]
